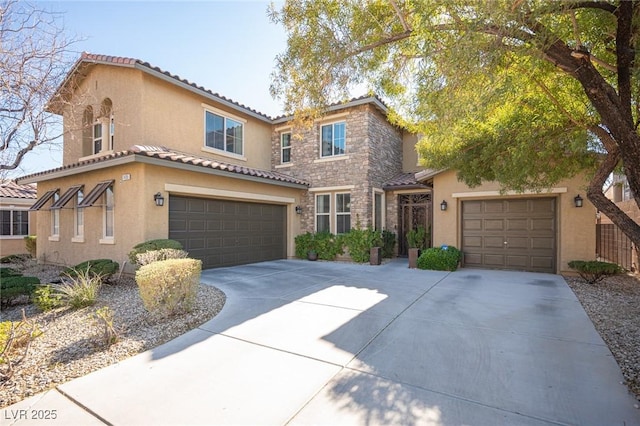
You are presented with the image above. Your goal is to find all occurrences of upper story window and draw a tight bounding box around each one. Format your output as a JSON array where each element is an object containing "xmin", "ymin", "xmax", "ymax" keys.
[
  {"xmin": 281, "ymin": 132, "xmax": 292, "ymax": 163},
  {"xmin": 320, "ymin": 122, "xmax": 346, "ymax": 158},
  {"xmin": 84, "ymin": 99, "xmax": 114, "ymax": 157},
  {"xmin": 0, "ymin": 209, "xmax": 29, "ymax": 236},
  {"xmin": 93, "ymin": 122, "xmax": 103, "ymax": 154},
  {"xmin": 205, "ymin": 110, "xmax": 243, "ymax": 156}
]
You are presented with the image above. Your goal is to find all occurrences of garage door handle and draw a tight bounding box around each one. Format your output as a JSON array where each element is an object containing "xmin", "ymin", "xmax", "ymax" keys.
[{"xmin": 504, "ymin": 241, "xmax": 508, "ymax": 245}]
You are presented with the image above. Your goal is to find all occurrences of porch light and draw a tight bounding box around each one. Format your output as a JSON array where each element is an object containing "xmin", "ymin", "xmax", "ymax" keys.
[
  {"xmin": 154, "ymin": 192, "xmax": 165, "ymax": 207},
  {"xmin": 440, "ymin": 200, "xmax": 448, "ymax": 211},
  {"xmin": 574, "ymin": 194, "xmax": 583, "ymax": 208},
  {"xmin": 295, "ymin": 205, "xmax": 302, "ymax": 214}
]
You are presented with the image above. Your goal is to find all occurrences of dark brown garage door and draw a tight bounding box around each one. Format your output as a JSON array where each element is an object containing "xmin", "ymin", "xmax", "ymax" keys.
[
  {"xmin": 461, "ymin": 198, "xmax": 556, "ymax": 273},
  {"xmin": 169, "ymin": 196, "xmax": 286, "ymax": 269}
]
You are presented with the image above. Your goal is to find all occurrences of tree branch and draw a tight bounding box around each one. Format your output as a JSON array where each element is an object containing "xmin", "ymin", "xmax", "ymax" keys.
[
  {"xmin": 341, "ymin": 30, "xmax": 413, "ymax": 60},
  {"xmin": 388, "ymin": 0, "xmax": 411, "ymax": 32}
]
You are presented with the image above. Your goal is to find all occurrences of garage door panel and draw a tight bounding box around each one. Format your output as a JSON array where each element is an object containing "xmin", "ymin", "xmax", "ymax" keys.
[
  {"xmin": 484, "ymin": 236, "xmax": 505, "ymax": 248},
  {"xmin": 506, "ymin": 218, "xmax": 528, "ymax": 231},
  {"xmin": 484, "ymin": 201, "xmax": 505, "ymax": 213},
  {"xmin": 462, "ymin": 198, "xmax": 556, "ymax": 273},
  {"xmin": 170, "ymin": 196, "xmax": 286, "ymax": 269},
  {"xmin": 463, "ymin": 219, "xmax": 482, "ymax": 231}
]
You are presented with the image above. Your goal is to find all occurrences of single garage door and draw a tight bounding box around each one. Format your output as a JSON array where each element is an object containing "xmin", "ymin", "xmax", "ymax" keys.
[
  {"xmin": 461, "ymin": 198, "xmax": 556, "ymax": 273},
  {"xmin": 169, "ymin": 195, "xmax": 286, "ymax": 269}
]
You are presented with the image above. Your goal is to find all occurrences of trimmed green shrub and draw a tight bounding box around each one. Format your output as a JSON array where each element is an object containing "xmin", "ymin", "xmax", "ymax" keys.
[
  {"xmin": 568, "ymin": 260, "xmax": 623, "ymax": 284},
  {"xmin": 58, "ymin": 268, "xmax": 102, "ymax": 309},
  {"xmin": 62, "ymin": 259, "xmax": 119, "ymax": 282},
  {"xmin": 129, "ymin": 239, "xmax": 184, "ymax": 265},
  {"xmin": 417, "ymin": 246, "xmax": 462, "ymax": 271},
  {"xmin": 135, "ymin": 248, "xmax": 189, "ymax": 266},
  {"xmin": 294, "ymin": 231, "xmax": 344, "ymax": 260},
  {"xmin": 1, "ymin": 276, "xmax": 39, "ymax": 308},
  {"xmin": 0, "ymin": 267, "xmax": 22, "ymax": 278},
  {"xmin": 24, "ymin": 235, "xmax": 36, "ymax": 257},
  {"xmin": 135, "ymin": 258, "xmax": 202, "ymax": 317},
  {"xmin": 343, "ymin": 227, "xmax": 381, "ymax": 263},
  {"xmin": 33, "ymin": 285, "xmax": 64, "ymax": 312},
  {"xmin": 381, "ymin": 230, "xmax": 396, "ymax": 258}
]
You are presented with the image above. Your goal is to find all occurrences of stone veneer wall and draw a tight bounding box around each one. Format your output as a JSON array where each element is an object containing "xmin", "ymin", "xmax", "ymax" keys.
[{"xmin": 270, "ymin": 104, "xmax": 404, "ymax": 233}]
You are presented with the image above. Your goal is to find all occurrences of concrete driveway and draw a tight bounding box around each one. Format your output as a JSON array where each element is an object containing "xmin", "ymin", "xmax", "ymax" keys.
[{"xmin": 4, "ymin": 259, "xmax": 639, "ymax": 425}]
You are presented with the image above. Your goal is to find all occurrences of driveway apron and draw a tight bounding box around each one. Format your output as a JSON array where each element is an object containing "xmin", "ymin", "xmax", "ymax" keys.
[{"xmin": 3, "ymin": 260, "xmax": 639, "ymax": 425}]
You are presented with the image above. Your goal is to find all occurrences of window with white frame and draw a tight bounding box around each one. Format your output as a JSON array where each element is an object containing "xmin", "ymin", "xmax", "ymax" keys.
[
  {"xmin": 205, "ymin": 111, "xmax": 243, "ymax": 155},
  {"xmin": 93, "ymin": 122, "xmax": 103, "ymax": 154},
  {"xmin": 51, "ymin": 192, "xmax": 60, "ymax": 237},
  {"xmin": 109, "ymin": 114, "xmax": 115, "ymax": 151},
  {"xmin": 0, "ymin": 209, "xmax": 29, "ymax": 236},
  {"xmin": 320, "ymin": 122, "xmax": 346, "ymax": 157},
  {"xmin": 316, "ymin": 194, "xmax": 330, "ymax": 233},
  {"xmin": 281, "ymin": 132, "xmax": 292, "ymax": 163},
  {"xmin": 74, "ymin": 189, "xmax": 84, "ymax": 239},
  {"xmin": 336, "ymin": 193, "xmax": 351, "ymax": 234},
  {"xmin": 103, "ymin": 186, "xmax": 114, "ymax": 239}
]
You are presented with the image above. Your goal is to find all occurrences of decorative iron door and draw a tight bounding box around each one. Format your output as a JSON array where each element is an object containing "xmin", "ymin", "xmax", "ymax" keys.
[{"xmin": 398, "ymin": 193, "xmax": 432, "ymax": 255}]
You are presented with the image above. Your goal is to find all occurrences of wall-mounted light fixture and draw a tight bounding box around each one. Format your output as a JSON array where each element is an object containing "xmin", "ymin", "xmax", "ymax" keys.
[
  {"xmin": 295, "ymin": 205, "xmax": 302, "ymax": 214},
  {"xmin": 154, "ymin": 192, "xmax": 165, "ymax": 207},
  {"xmin": 574, "ymin": 194, "xmax": 583, "ymax": 208},
  {"xmin": 440, "ymin": 200, "xmax": 448, "ymax": 211}
]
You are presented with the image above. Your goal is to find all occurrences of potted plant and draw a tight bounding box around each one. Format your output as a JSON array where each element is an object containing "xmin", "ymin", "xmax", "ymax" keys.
[
  {"xmin": 406, "ymin": 226, "xmax": 427, "ymax": 269},
  {"xmin": 307, "ymin": 249, "xmax": 318, "ymax": 261},
  {"xmin": 369, "ymin": 230, "xmax": 383, "ymax": 266}
]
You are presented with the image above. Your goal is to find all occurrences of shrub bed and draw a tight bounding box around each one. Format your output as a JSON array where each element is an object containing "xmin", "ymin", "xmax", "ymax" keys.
[
  {"xmin": 417, "ymin": 246, "xmax": 462, "ymax": 271},
  {"xmin": 568, "ymin": 260, "xmax": 623, "ymax": 284}
]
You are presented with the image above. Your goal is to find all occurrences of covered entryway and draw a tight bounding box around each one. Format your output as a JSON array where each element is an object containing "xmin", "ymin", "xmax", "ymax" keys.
[
  {"xmin": 461, "ymin": 198, "xmax": 556, "ymax": 273},
  {"xmin": 169, "ymin": 195, "xmax": 286, "ymax": 269},
  {"xmin": 398, "ymin": 192, "xmax": 432, "ymax": 255}
]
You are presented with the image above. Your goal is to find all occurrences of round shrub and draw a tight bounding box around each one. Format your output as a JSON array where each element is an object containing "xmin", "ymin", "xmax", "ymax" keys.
[
  {"xmin": 135, "ymin": 258, "xmax": 202, "ymax": 317},
  {"xmin": 417, "ymin": 246, "xmax": 462, "ymax": 271},
  {"xmin": 129, "ymin": 239, "xmax": 184, "ymax": 265}
]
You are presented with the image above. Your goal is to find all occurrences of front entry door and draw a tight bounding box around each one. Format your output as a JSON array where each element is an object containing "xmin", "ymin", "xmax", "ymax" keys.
[{"xmin": 398, "ymin": 193, "xmax": 432, "ymax": 256}]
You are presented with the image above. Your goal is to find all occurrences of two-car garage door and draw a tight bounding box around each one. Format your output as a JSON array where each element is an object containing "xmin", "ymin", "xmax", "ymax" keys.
[
  {"xmin": 461, "ymin": 198, "xmax": 556, "ymax": 273},
  {"xmin": 169, "ymin": 195, "xmax": 286, "ymax": 269}
]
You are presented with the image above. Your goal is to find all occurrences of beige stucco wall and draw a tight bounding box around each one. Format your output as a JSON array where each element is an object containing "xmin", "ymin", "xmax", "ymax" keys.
[
  {"xmin": 402, "ymin": 133, "xmax": 421, "ymax": 172},
  {"xmin": 33, "ymin": 162, "xmax": 304, "ymax": 271},
  {"xmin": 432, "ymin": 170, "xmax": 595, "ymax": 274},
  {"xmin": 62, "ymin": 64, "xmax": 273, "ymax": 170}
]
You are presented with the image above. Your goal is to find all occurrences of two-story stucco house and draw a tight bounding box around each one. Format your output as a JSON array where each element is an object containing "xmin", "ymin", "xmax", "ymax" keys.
[{"xmin": 17, "ymin": 53, "xmax": 596, "ymax": 274}]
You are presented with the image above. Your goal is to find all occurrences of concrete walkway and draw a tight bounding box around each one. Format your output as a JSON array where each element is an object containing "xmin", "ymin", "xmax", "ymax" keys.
[{"xmin": 2, "ymin": 259, "xmax": 639, "ymax": 425}]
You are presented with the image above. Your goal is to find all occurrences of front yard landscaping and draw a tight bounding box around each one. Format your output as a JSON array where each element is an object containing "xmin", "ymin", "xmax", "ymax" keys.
[{"xmin": 0, "ymin": 258, "xmax": 225, "ymax": 408}]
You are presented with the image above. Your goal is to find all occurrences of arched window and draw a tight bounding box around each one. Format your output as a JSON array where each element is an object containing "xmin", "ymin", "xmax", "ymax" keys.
[{"xmin": 82, "ymin": 107, "xmax": 94, "ymax": 157}]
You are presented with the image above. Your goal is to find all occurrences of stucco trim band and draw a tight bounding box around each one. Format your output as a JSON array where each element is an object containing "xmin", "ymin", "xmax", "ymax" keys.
[
  {"xmin": 451, "ymin": 187, "xmax": 568, "ymax": 198},
  {"xmin": 164, "ymin": 183, "xmax": 296, "ymax": 205}
]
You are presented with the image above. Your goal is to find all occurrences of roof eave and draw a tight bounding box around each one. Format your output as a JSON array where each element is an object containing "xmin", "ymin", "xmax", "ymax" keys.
[{"xmin": 17, "ymin": 153, "xmax": 308, "ymax": 190}]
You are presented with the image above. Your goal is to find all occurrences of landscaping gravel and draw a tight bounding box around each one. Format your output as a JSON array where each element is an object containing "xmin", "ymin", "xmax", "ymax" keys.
[
  {"xmin": 0, "ymin": 261, "xmax": 226, "ymax": 408},
  {"xmin": 564, "ymin": 273, "xmax": 640, "ymax": 403}
]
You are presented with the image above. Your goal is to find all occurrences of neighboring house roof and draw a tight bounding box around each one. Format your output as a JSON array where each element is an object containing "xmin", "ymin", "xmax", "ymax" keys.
[
  {"xmin": 383, "ymin": 172, "xmax": 433, "ymax": 190},
  {"xmin": 0, "ymin": 180, "xmax": 37, "ymax": 200},
  {"xmin": 16, "ymin": 145, "xmax": 309, "ymax": 189}
]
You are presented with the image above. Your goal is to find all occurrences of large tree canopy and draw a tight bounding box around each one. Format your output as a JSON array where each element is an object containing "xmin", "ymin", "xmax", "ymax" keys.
[
  {"xmin": 0, "ymin": 0, "xmax": 75, "ymax": 176},
  {"xmin": 269, "ymin": 1, "xmax": 640, "ymax": 249}
]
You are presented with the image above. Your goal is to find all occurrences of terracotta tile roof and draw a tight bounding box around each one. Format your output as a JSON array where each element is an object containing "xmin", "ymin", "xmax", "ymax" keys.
[
  {"xmin": 17, "ymin": 146, "xmax": 309, "ymax": 188},
  {"xmin": 68, "ymin": 53, "xmax": 273, "ymax": 121},
  {"xmin": 0, "ymin": 180, "xmax": 37, "ymax": 199},
  {"xmin": 272, "ymin": 94, "xmax": 389, "ymax": 122},
  {"xmin": 382, "ymin": 172, "xmax": 432, "ymax": 190}
]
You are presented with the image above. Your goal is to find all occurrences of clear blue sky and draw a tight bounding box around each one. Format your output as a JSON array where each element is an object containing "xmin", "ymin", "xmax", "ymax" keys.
[{"xmin": 15, "ymin": 1, "xmax": 287, "ymax": 178}]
